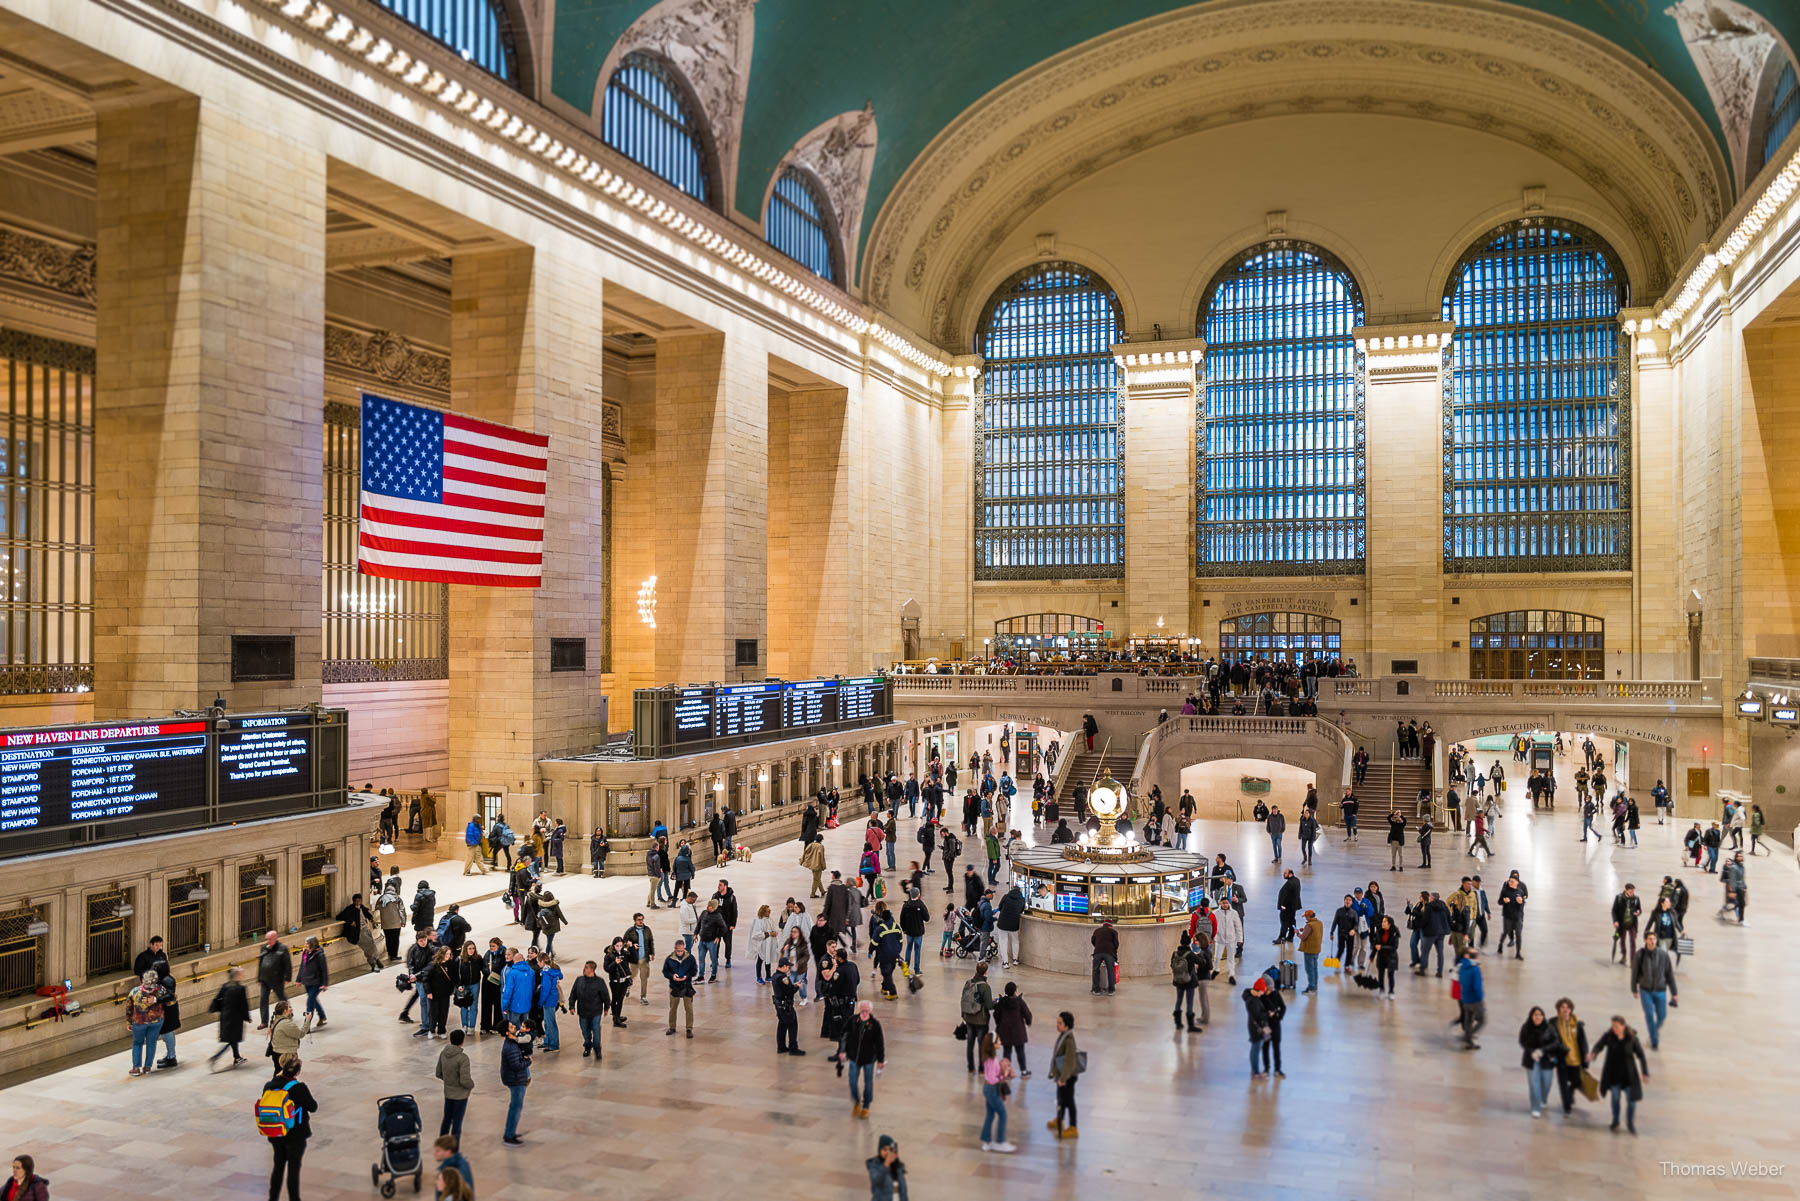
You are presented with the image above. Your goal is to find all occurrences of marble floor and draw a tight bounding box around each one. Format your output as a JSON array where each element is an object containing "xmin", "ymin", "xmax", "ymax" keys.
[{"xmin": 4, "ymin": 751, "xmax": 1798, "ymax": 1201}]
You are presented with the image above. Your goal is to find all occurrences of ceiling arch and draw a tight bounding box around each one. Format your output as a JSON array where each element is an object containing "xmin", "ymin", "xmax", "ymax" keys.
[{"xmin": 861, "ymin": 0, "xmax": 1729, "ymax": 342}]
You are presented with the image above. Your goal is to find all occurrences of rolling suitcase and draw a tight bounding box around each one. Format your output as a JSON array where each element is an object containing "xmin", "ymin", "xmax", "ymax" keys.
[{"xmin": 1278, "ymin": 959, "xmax": 1297, "ymax": 991}]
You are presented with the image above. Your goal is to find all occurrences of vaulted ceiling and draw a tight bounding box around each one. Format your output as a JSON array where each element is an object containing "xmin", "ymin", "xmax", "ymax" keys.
[{"xmin": 550, "ymin": 0, "xmax": 1799, "ymax": 264}]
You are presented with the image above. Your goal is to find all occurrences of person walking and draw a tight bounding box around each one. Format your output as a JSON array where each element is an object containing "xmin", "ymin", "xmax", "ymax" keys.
[
  {"xmin": 1170, "ymin": 931, "xmax": 1203, "ymax": 1029},
  {"xmin": 1297, "ymin": 809, "xmax": 1318, "ymax": 865},
  {"xmin": 976, "ymin": 1033, "xmax": 1017, "ymax": 1153},
  {"xmin": 1275, "ymin": 870, "xmax": 1301, "ymax": 943},
  {"xmin": 1341, "ymin": 789, "xmax": 1359, "ymax": 841},
  {"xmin": 1265, "ymin": 804, "xmax": 1286, "ymax": 863},
  {"xmin": 295, "ymin": 936, "xmax": 329, "ymax": 1028},
  {"xmin": 696, "ymin": 898, "xmax": 727, "ymax": 983},
  {"xmin": 378, "ymin": 886, "xmax": 406, "ymax": 963},
  {"xmin": 624, "ymin": 913, "xmax": 656, "ymax": 1005},
  {"xmin": 1611, "ymin": 883, "xmax": 1642, "ymax": 966},
  {"xmin": 567, "ymin": 960, "xmax": 609, "ymax": 1060},
  {"xmin": 1243, "ymin": 977, "xmax": 1273, "ymax": 1078},
  {"xmin": 260, "ymin": 1055, "xmax": 317, "ymax": 1201},
  {"xmin": 1551, "ymin": 998, "xmax": 1589, "ymax": 1116},
  {"xmin": 1720, "ymin": 851, "xmax": 1748, "ymax": 923},
  {"xmin": 461, "ymin": 814, "xmax": 488, "ymax": 876},
  {"xmin": 993, "ymin": 982, "xmax": 1032, "ymax": 1076},
  {"xmin": 900, "ymin": 890, "xmax": 930, "ymax": 979},
  {"xmin": 1455, "ymin": 949, "xmax": 1484, "ymax": 1049},
  {"xmin": 1046, "ymin": 1012, "xmax": 1081, "ymax": 1139},
  {"xmin": 1497, "ymin": 871, "xmax": 1528, "ymax": 959},
  {"xmin": 1630, "ymin": 931, "xmax": 1679, "ymax": 1049},
  {"xmin": 125, "ymin": 970, "xmax": 164, "ymax": 1077},
  {"xmin": 1297, "ymin": 910, "xmax": 1323, "ymax": 993},
  {"xmin": 838, "ymin": 1000, "xmax": 886, "ymax": 1118},
  {"xmin": 434, "ymin": 1028, "xmax": 474, "ymax": 1141},
  {"xmin": 749, "ymin": 904, "xmax": 780, "ymax": 985},
  {"xmin": 662, "ymin": 941, "xmax": 697, "ymax": 1038},
  {"xmin": 500, "ymin": 1023, "xmax": 533, "ymax": 1145},
  {"xmin": 1519, "ymin": 1006, "xmax": 1562, "ymax": 1118},
  {"xmin": 264, "ymin": 1001, "xmax": 310, "ymax": 1072},
  {"xmin": 1586, "ymin": 1016, "xmax": 1649, "ymax": 1134},
  {"xmin": 207, "ymin": 965, "xmax": 251, "ymax": 1070},
  {"xmin": 336, "ymin": 894, "xmax": 384, "ymax": 973},
  {"xmin": 959, "ymin": 963, "xmax": 995, "ymax": 1073},
  {"xmin": 1386, "ymin": 810, "xmax": 1407, "ymax": 871},
  {"xmin": 1372, "ymin": 915, "xmax": 1400, "ymax": 998},
  {"xmin": 254, "ymin": 930, "xmax": 291, "ymax": 1031}
]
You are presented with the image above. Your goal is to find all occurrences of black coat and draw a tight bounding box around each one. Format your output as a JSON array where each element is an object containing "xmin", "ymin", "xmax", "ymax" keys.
[
  {"xmin": 1277, "ymin": 877, "xmax": 1302, "ymax": 912},
  {"xmin": 209, "ymin": 981, "xmax": 250, "ymax": 1045},
  {"xmin": 837, "ymin": 1015, "xmax": 885, "ymax": 1065},
  {"xmin": 568, "ymin": 973, "xmax": 610, "ymax": 1017},
  {"xmin": 1591, "ymin": 1028, "xmax": 1647, "ymax": 1100},
  {"xmin": 1518, "ymin": 1017, "xmax": 1562, "ymax": 1069}
]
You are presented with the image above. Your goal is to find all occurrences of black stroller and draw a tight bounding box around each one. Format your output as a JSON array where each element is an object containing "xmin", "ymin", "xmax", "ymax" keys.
[{"xmin": 370, "ymin": 1094, "xmax": 423, "ymax": 1196}]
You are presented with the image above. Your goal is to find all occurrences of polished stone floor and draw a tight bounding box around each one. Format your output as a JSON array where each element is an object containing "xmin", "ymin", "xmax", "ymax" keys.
[{"xmin": 5, "ymin": 752, "xmax": 1797, "ymax": 1200}]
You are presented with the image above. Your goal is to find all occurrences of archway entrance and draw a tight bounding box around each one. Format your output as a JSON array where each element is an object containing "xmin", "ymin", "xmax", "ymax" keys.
[{"xmin": 1180, "ymin": 757, "xmax": 1317, "ymax": 822}]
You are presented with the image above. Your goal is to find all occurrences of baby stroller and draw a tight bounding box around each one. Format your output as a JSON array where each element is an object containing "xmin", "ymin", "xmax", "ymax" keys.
[
  {"xmin": 370, "ymin": 1094, "xmax": 422, "ymax": 1196},
  {"xmin": 951, "ymin": 908, "xmax": 996, "ymax": 963}
]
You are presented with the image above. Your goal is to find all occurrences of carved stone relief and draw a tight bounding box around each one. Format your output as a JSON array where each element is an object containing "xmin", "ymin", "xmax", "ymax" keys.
[
  {"xmin": 0, "ymin": 227, "xmax": 95, "ymax": 305},
  {"xmin": 601, "ymin": 0, "xmax": 757, "ymax": 197},
  {"xmin": 1667, "ymin": 0, "xmax": 1781, "ymax": 186},
  {"xmin": 323, "ymin": 324, "xmax": 451, "ymax": 398},
  {"xmin": 775, "ymin": 104, "xmax": 877, "ymax": 282}
]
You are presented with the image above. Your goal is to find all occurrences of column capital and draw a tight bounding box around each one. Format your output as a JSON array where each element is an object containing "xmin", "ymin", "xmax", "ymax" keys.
[
  {"xmin": 1111, "ymin": 338, "xmax": 1204, "ymax": 389},
  {"xmin": 1620, "ymin": 306, "xmax": 1672, "ymax": 368},
  {"xmin": 944, "ymin": 354, "xmax": 983, "ymax": 407}
]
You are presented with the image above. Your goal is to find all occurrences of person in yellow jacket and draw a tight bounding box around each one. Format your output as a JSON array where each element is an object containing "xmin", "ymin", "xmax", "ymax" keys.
[{"xmin": 800, "ymin": 838, "xmax": 827, "ymax": 898}]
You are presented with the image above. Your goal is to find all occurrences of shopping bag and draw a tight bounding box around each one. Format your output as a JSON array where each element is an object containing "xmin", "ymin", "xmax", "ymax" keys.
[
  {"xmin": 1578, "ymin": 1069, "xmax": 1601, "ymax": 1102},
  {"xmin": 1674, "ymin": 936, "xmax": 1695, "ymax": 956}
]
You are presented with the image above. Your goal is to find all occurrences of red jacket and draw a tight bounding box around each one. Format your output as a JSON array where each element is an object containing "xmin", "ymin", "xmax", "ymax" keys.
[{"xmin": 1188, "ymin": 908, "xmax": 1217, "ymax": 941}]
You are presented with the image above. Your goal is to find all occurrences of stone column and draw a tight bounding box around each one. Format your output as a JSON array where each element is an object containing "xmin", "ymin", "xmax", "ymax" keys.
[
  {"xmin": 1358, "ymin": 323, "xmax": 1452, "ymax": 675},
  {"xmin": 768, "ymin": 384, "xmax": 850, "ymax": 676},
  {"xmin": 446, "ymin": 246, "xmax": 608, "ymax": 831},
  {"xmin": 938, "ymin": 358, "xmax": 980, "ymax": 656},
  {"xmin": 93, "ymin": 97, "xmax": 326, "ymax": 716},
  {"xmin": 1624, "ymin": 311, "xmax": 1681, "ymax": 679},
  {"xmin": 1115, "ymin": 341, "xmax": 1202, "ymax": 639},
  {"xmin": 653, "ymin": 333, "xmax": 769, "ymax": 683}
]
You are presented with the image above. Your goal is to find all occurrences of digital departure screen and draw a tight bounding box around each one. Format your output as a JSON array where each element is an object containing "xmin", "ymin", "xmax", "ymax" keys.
[
  {"xmin": 839, "ymin": 676, "xmax": 885, "ymax": 722},
  {"xmin": 717, "ymin": 682, "xmax": 781, "ymax": 738},
  {"xmin": 673, "ymin": 688, "xmax": 716, "ymax": 743},
  {"xmin": 783, "ymin": 678, "xmax": 840, "ymax": 730},
  {"xmin": 0, "ymin": 720, "xmax": 209, "ymax": 833},
  {"xmin": 633, "ymin": 677, "xmax": 893, "ymax": 756},
  {"xmin": 217, "ymin": 714, "xmax": 314, "ymax": 804}
]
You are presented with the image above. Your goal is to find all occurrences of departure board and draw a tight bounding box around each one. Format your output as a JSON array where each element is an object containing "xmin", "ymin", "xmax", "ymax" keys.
[
  {"xmin": 633, "ymin": 677, "xmax": 893, "ymax": 757},
  {"xmin": 783, "ymin": 678, "xmax": 840, "ymax": 730},
  {"xmin": 717, "ymin": 682, "xmax": 781, "ymax": 738},
  {"xmin": 673, "ymin": 688, "xmax": 716, "ymax": 743},
  {"xmin": 0, "ymin": 720, "xmax": 209, "ymax": 833},
  {"xmin": 217, "ymin": 714, "xmax": 314, "ymax": 804},
  {"xmin": 839, "ymin": 676, "xmax": 886, "ymax": 722}
]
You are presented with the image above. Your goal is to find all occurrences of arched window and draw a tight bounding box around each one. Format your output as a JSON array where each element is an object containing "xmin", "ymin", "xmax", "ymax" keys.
[
  {"xmin": 1442, "ymin": 219, "xmax": 1628, "ymax": 572},
  {"xmin": 1763, "ymin": 59, "xmax": 1800, "ymax": 167},
  {"xmin": 372, "ymin": 0, "xmax": 520, "ymax": 86},
  {"xmin": 974, "ymin": 262, "xmax": 1124, "ymax": 579},
  {"xmin": 1197, "ymin": 242, "xmax": 1365, "ymax": 575},
  {"xmin": 1469, "ymin": 610, "xmax": 1603, "ymax": 680},
  {"xmin": 765, "ymin": 167, "xmax": 840, "ymax": 284},
  {"xmin": 602, "ymin": 51, "xmax": 713, "ymax": 206},
  {"xmin": 1217, "ymin": 612, "xmax": 1342, "ymax": 664}
]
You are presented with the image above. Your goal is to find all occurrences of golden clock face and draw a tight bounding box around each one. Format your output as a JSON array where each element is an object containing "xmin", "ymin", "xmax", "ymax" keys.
[{"xmin": 1088, "ymin": 784, "xmax": 1124, "ymax": 820}]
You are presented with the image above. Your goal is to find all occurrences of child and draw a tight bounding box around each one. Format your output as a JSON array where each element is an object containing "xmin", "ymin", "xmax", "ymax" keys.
[{"xmin": 940, "ymin": 903, "xmax": 957, "ymax": 958}]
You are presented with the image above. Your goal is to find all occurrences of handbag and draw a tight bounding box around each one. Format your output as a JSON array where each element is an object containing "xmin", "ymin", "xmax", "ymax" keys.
[
  {"xmin": 1674, "ymin": 936, "xmax": 1695, "ymax": 956},
  {"xmin": 453, "ymin": 986, "xmax": 474, "ymax": 1008},
  {"xmin": 1578, "ymin": 1068, "xmax": 1601, "ymax": 1103},
  {"xmin": 1449, "ymin": 979, "xmax": 1461, "ymax": 1001},
  {"xmin": 953, "ymin": 1022, "xmax": 969, "ymax": 1041}
]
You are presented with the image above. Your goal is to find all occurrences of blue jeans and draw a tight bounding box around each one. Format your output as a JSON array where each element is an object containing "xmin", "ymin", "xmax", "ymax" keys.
[
  {"xmin": 1249, "ymin": 1036, "xmax": 1268, "ymax": 1074},
  {"xmin": 980, "ymin": 1081, "xmax": 1007, "ymax": 1143},
  {"xmin": 886, "ymin": 841, "xmax": 896, "ymax": 871},
  {"xmin": 439, "ymin": 1097, "xmax": 466, "ymax": 1140},
  {"xmin": 505, "ymin": 1084, "xmax": 526, "ymax": 1138},
  {"xmin": 1303, "ymin": 953, "xmax": 1319, "ymax": 991},
  {"xmin": 697, "ymin": 940, "xmax": 719, "ymax": 978},
  {"xmin": 303, "ymin": 985, "xmax": 326, "ymax": 1022},
  {"xmin": 579, "ymin": 1014, "xmax": 603, "ymax": 1052},
  {"xmin": 1345, "ymin": 815, "xmax": 1357, "ymax": 838},
  {"xmin": 503, "ymin": 1010, "xmax": 530, "ymax": 1030},
  {"xmin": 415, "ymin": 980, "xmax": 431, "ymax": 1031},
  {"xmin": 1608, "ymin": 1086, "xmax": 1637, "ymax": 1127},
  {"xmin": 1526, "ymin": 1064, "xmax": 1554, "ymax": 1113},
  {"xmin": 130, "ymin": 1021, "xmax": 161, "ymax": 1070},
  {"xmin": 541, "ymin": 1010, "xmax": 559, "ymax": 1051},
  {"xmin": 1639, "ymin": 989, "xmax": 1668, "ymax": 1047},
  {"xmin": 904, "ymin": 935, "xmax": 923, "ymax": 976},
  {"xmin": 987, "ymin": 860, "xmax": 999, "ymax": 884},
  {"xmin": 161, "ymin": 1030, "xmax": 177, "ymax": 1060},
  {"xmin": 848, "ymin": 1061, "xmax": 875, "ymax": 1106},
  {"xmin": 459, "ymin": 1002, "xmax": 476, "ymax": 1031},
  {"xmin": 1705, "ymin": 846, "xmax": 1718, "ymax": 871},
  {"xmin": 1175, "ymin": 832, "xmax": 1189, "ymax": 849},
  {"xmin": 1270, "ymin": 833, "xmax": 1282, "ymax": 859}
]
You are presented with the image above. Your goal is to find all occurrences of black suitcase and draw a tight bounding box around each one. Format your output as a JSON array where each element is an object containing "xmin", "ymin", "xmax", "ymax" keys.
[{"xmin": 1278, "ymin": 959, "xmax": 1297, "ymax": 991}]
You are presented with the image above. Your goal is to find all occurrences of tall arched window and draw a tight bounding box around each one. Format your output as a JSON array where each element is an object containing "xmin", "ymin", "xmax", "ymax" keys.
[
  {"xmin": 372, "ymin": 0, "xmax": 520, "ymax": 86},
  {"xmin": 602, "ymin": 51, "xmax": 714, "ymax": 206},
  {"xmin": 765, "ymin": 167, "xmax": 840, "ymax": 284},
  {"xmin": 1197, "ymin": 242, "xmax": 1365, "ymax": 575},
  {"xmin": 1442, "ymin": 219, "xmax": 1629, "ymax": 572},
  {"xmin": 1218, "ymin": 612, "xmax": 1342, "ymax": 664},
  {"xmin": 1763, "ymin": 59, "xmax": 1800, "ymax": 167},
  {"xmin": 974, "ymin": 262, "xmax": 1124, "ymax": 579}
]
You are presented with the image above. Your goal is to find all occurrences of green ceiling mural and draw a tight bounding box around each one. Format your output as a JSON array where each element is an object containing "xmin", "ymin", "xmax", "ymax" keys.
[{"xmin": 551, "ymin": 1, "xmax": 1800, "ymax": 272}]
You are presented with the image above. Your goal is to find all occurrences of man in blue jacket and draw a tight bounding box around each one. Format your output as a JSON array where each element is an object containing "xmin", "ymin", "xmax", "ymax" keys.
[
  {"xmin": 1455, "ymin": 949, "xmax": 1484, "ymax": 1049},
  {"xmin": 500, "ymin": 950, "xmax": 535, "ymax": 1030},
  {"xmin": 462, "ymin": 815, "xmax": 488, "ymax": 876}
]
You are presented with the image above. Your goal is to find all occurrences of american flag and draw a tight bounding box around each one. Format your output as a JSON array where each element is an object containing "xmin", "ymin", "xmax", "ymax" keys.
[{"xmin": 357, "ymin": 393, "xmax": 549, "ymax": 588}]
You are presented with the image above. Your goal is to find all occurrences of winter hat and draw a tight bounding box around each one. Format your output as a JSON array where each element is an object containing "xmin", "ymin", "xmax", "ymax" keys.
[
  {"xmin": 1251, "ymin": 977, "xmax": 1269, "ymax": 993},
  {"xmin": 878, "ymin": 1134, "xmax": 898, "ymax": 1152}
]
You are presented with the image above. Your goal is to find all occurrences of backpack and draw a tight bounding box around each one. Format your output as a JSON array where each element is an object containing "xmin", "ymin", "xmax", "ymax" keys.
[
  {"xmin": 436, "ymin": 913, "xmax": 452, "ymax": 941},
  {"xmin": 1193, "ymin": 941, "xmax": 1214, "ymax": 979},
  {"xmin": 1170, "ymin": 947, "xmax": 1193, "ymax": 985},
  {"xmin": 960, "ymin": 977, "xmax": 985, "ymax": 1019},
  {"xmin": 254, "ymin": 1080, "xmax": 301, "ymax": 1138}
]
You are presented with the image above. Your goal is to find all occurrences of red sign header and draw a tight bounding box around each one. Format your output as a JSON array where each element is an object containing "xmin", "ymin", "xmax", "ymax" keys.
[{"xmin": 1, "ymin": 720, "xmax": 208, "ymax": 748}]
